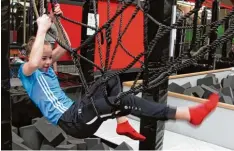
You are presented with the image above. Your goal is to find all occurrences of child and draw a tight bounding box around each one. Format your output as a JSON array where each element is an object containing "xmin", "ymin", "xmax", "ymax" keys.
[
  {"xmin": 18, "ymin": 4, "xmax": 219, "ymax": 141},
  {"xmin": 19, "ymin": 4, "xmax": 145, "ymax": 141}
]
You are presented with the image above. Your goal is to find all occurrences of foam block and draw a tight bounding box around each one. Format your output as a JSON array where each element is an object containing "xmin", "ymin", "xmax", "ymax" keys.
[
  {"xmin": 12, "ymin": 132, "xmax": 24, "ymax": 144},
  {"xmin": 221, "ymin": 87, "xmax": 234, "ymax": 98},
  {"xmin": 34, "ymin": 117, "xmax": 65, "ymax": 147},
  {"xmin": 19, "ymin": 125, "xmax": 43, "ymax": 150},
  {"xmin": 90, "ymin": 143, "xmax": 111, "ymax": 150},
  {"xmin": 84, "ymin": 138, "xmax": 101, "ymax": 150},
  {"xmin": 115, "ymin": 142, "xmax": 133, "ymax": 150},
  {"xmin": 201, "ymin": 84, "xmax": 219, "ymax": 99},
  {"xmin": 220, "ymin": 96, "xmax": 234, "ymax": 105},
  {"xmin": 67, "ymin": 139, "xmax": 87, "ymax": 150},
  {"xmin": 168, "ymin": 83, "xmax": 185, "ymax": 94},
  {"xmin": 56, "ymin": 144, "xmax": 77, "ymax": 150},
  {"xmin": 205, "ymin": 73, "xmax": 218, "ymax": 83},
  {"xmin": 227, "ymin": 76, "xmax": 234, "ymax": 89},
  {"xmin": 181, "ymin": 82, "xmax": 192, "ymax": 89},
  {"xmin": 212, "ymin": 83, "xmax": 222, "ymax": 90},
  {"xmin": 67, "ymin": 135, "xmax": 81, "ymax": 141},
  {"xmin": 197, "ymin": 76, "xmax": 216, "ymax": 86},
  {"xmin": 222, "ymin": 78, "xmax": 232, "ymax": 88},
  {"xmin": 205, "ymin": 73, "xmax": 216, "ymax": 78},
  {"xmin": 40, "ymin": 139, "xmax": 56, "ymax": 150},
  {"xmin": 12, "ymin": 141, "xmax": 32, "ymax": 150},
  {"xmin": 184, "ymin": 86, "xmax": 204, "ymax": 98},
  {"xmin": 59, "ymin": 130, "xmax": 68, "ymax": 145}
]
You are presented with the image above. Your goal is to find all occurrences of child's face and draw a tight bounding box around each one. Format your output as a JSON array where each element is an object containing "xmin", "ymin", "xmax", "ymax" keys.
[{"xmin": 39, "ymin": 44, "xmax": 53, "ymax": 72}]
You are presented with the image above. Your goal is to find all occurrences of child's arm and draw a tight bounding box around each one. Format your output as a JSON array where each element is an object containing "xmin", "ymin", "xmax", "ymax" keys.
[
  {"xmin": 51, "ymin": 4, "xmax": 71, "ymax": 63},
  {"xmin": 23, "ymin": 15, "xmax": 52, "ymax": 76},
  {"xmin": 51, "ymin": 26, "xmax": 71, "ymax": 63}
]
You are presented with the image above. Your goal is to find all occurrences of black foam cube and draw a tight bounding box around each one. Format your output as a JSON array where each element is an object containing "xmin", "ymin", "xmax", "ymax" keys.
[{"xmin": 34, "ymin": 117, "xmax": 65, "ymax": 147}]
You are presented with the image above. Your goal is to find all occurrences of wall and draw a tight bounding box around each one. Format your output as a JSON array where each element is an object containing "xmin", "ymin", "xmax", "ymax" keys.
[{"xmin": 95, "ymin": 1, "xmax": 144, "ymax": 70}]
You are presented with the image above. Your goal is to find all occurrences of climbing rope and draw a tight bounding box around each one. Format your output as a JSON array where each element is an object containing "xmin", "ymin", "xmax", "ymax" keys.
[{"xmin": 32, "ymin": 0, "xmax": 234, "ymax": 112}]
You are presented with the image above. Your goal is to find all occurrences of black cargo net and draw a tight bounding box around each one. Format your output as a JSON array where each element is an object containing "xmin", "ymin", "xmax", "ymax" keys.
[{"xmin": 32, "ymin": 0, "xmax": 234, "ymax": 117}]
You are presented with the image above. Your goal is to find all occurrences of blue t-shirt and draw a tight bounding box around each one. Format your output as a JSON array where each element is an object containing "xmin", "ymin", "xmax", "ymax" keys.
[{"xmin": 18, "ymin": 64, "xmax": 74, "ymax": 125}]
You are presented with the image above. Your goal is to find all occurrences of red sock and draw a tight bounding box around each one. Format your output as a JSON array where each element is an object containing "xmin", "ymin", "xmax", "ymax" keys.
[
  {"xmin": 189, "ymin": 93, "xmax": 219, "ymax": 126},
  {"xmin": 116, "ymin": 121, "xmax": 146, "ymax": 141}
]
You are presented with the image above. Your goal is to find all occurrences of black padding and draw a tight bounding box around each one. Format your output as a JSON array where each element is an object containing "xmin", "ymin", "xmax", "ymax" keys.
[
  {"xmin": 212, "ymin": 83, "xmax": 222, "ymax": 90},
  {"xmin": 227, "ymin": 76, "xmax": 234, "ymax": 89},
  {"xmin": 220, "ymin": 96, "xmax": 234, "ymax": 105},
  {"xmin": 184, "ymin": 86, "xmax": 204, "ymax": 98},
  {"xmin": 67, "ymin": 139, "xmax": 87, "ymax": 150},
  {"xmin": 84, "ymin": 138, "xmax": 101, "ymax": 150},
  {"xmin": 56, "ymin": 144, "xmax": 77, "ymax": 150},
  {"xmin": 59, "ymin": 130, "xmax": 68, "ymax": 145},
  {"xmin": 59, "ymin": 139, "xmax": 68, "ymax": 145},
  {"xmin": 168, "ymin": 82, "xmax": 185, "ymax": 94},
  {"xmin": 115, "ymin": 142, "xmax": 133, "ymax": 150},
  {"xmin": 209, "ymin": 85, "xmax": 219, "ymax": 92},
  {"xmin": 40, "ymin": 139, "xmax": 56, "ymax": 150},
  {"xmin": 12, "ymin": 141, "xmax": 32, "ymax": 150},
  {"xmin": 221, "ymin": 87, "xmax": 234, "ymax": 98},
  {"xmin": 12, "ymin": 131, "xmax": 24, "ymax": 144},
  {"xmin": 201, "ymin": 84, "xmax": 219, "ymax": 99},
  {"xmin": 19, "ymin": 125, "xmax": 43, "ymax": 150},
  {"xmin": 67, "ymin": 135, "xmax": 80, "ymax": 141},
  {"xmin": 205, "ymin": 73, "xmax": 219, "ymax": 83},
  {"xmin": 90, "ymin": 142, "xmax": 111, "ymax": 150},
  {"xmin": 222, "ymin": 78, "xmax": 232, "ymax": 88},
  {"xmin": 34, "ymin": 117, "xmax": 65, "ymax": 147},
  {"xmin": 197, "ymin": 76, "xmax": 216, "ymax": 86},
  {"xmin": 181, "ymin": 82, "xmax": 192, "ymax": 89}
]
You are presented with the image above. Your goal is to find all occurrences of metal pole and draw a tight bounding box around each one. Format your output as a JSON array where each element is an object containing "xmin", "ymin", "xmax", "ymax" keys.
[
  {"xmin": 190, "ymin": 0, "xmax": 200, "ymax": 52},
  {"xmin": 174, "ymin": 10, "xmax": 184, "ymax": 59},
  {"xmin": 23, "ymin": 0, "xmax": 26, "ymax": 44},
  {"xmin": 208, "ymin": 0, "xmax": 219, "ymax": 69},
  {"xmin": 169, "ymin": 0, "xmax": 177, "ymax": 61},
  {"xmin": 80, "ymin": 0, "xmax": 95, "ymax": 84},
  {"xmin": 201, "ymin": 7, "xmax": 207, "ymax": 47},
  {"xmin": 1, "ymin": 0, "xmax": 12, "ymax": 149},
  {"xmin": 139, "ymin": 0, "xmax": 172, "ymax": 150}
]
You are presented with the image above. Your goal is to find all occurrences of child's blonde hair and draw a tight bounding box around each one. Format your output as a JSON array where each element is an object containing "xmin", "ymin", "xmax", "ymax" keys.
[{"xmin": 25, "ymin": 36, "xmax": 51, "ymax": 55}]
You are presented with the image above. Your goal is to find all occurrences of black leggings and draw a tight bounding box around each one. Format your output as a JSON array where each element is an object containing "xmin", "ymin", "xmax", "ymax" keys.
[{"xmin": 58, "ymin": 76, "xmax": 176, "ymax": 138}]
